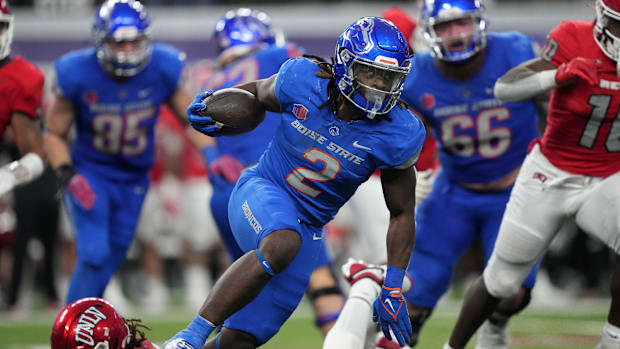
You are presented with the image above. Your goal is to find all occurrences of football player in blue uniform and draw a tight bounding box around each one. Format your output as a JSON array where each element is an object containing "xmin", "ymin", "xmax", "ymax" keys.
[
  {"xmin": 164, "ymin": 17, "xmax": 425, "ymax": 349},
  {"xmin": 44, "ymin": 0, "xmax": 195, "ymax": 304},
  {"xmin": 193, "ymin": 8, "xmax": 345, "ymax": 336},
  {"xmin": 398, "ymin": 1, "xmax": 541, "ymax": 348}
]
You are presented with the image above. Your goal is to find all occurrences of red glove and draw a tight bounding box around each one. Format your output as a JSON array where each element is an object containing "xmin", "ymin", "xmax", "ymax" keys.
[
  {"xmin": 210, "ymin": 154, "xmax": 244, "ymax": 184},
  {"xmin": 555, "ymin": 57, "xmax": 602, "ymax": 86},
  {"xmin": 66, "ymin": 173, "xmax": 96, "ymax": 210}
]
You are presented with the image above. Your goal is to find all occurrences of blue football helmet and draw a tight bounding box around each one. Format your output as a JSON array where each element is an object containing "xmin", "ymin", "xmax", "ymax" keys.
[
  {"xmin": 421, "ymin": 0, "xmax": 487, "ymax": 62},
  {"xmin": 213, "ymin": 8, "xmax": 280, "ymax": 56},
  {"xmin": 93, "ymin": 0, "xmax": 152, "ymax": 77},
  {"xmin": 333, "ymin": 17, "xmax": 411, "ymax": 119}
]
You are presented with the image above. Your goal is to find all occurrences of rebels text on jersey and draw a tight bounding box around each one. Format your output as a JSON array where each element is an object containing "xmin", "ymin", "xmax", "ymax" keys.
[
  {"xmin": 55, "ymin": 44, "xmax": 185, "ymax": 180},
  {"xmin": 541, "ymin": 20, "xmax": 620, "ymax": 177},
  {"xmin": 256, "ymin": 58, "xmax": 425, "ymax": 226},
  {"xmin": 0, "ymin": 56, "xmax": 44, "ymax": 136}
]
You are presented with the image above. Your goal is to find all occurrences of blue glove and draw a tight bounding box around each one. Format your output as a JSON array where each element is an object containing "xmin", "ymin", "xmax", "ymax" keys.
[
  {"xmin": 373, "ymin": 266, "xmax": 413, "ymax": 347},
  {"xmin": 188, "ymin": 90, "xmax": 221, "ymax": 136}
]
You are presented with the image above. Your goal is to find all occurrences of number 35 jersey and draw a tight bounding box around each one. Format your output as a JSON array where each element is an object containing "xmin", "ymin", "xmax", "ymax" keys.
[
  {"xmin": 541, "ymin": 20, "xmax": 620, "ymax": 177},
  {"xmin": 256, "ymin": 57, "xmax": 425, "ymax": 226},
  {"xmin": 54, "ymin": 44, "xmax": 185, "ymax": 180},
  {"xmin": 401, "ymin": 32, "xmax": 539, "ymax": 184}
]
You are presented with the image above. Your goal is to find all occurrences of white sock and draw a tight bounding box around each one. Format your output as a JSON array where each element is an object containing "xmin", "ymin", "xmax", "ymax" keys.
[
  {"xmin": 323, "ymin": 279, "xmax": 380, "ymax": 349},
  {"xmin": 599, "ymin": 321, "xmax": 620, "ymax": 348}
]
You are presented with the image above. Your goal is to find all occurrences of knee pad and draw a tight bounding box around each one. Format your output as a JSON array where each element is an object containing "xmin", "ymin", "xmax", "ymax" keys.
[{"xmin": 483, "ymin": 255, "xmax": 528, "ymax": 299}]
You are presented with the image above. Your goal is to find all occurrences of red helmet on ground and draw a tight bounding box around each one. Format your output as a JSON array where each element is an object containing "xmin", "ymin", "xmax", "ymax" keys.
[
  {"xmin": 0, "ymin": 0, "xmax": 13, "ymax": 59},
  {"xmin": 51, "ymin": 297, "xmax": 131, "ymax": 349}
]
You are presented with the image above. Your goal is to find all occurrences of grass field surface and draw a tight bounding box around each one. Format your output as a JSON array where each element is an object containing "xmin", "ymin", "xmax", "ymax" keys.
[{"xmin": 0, "ymin": 299, "xmax": 609, "ymax": 349}]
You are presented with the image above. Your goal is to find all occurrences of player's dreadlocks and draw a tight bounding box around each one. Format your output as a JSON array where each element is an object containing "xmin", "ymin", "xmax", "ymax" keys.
[
  {"xmin": 303, "ymin": 54, "xmax": 407, "ymax": 122},
  {"xmin": 125, "ymin": 318, "xmax": 152, "ymax": 348}
]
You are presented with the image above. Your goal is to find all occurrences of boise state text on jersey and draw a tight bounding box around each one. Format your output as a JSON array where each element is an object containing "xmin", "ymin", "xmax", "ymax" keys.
[
  {"xmin": 203, "ymin": 45, "xmax": 298, "ymax": 166},
  {"xmin": 55, "ymin": 43, "xmax": 185, "ymax": 180},
  {"xmin": 255, "ymin": 57, "xmax": 425, "ymax": 226},
  {"xmin": 401, "ymin": 32, "xmax": 540, "ymax": 184}
]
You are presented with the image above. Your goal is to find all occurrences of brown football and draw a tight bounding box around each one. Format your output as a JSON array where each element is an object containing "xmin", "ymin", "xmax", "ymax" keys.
[{"xmin": 196, "ymin": 88, "xmax": 265, "ymax": 136}]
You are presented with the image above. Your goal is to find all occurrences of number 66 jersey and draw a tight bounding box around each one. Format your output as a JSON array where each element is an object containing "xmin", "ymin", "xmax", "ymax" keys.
[
  {"xmin": 541, "ymin": 20, "xmax": 620, "ymax": 177},
  {"xmin": 254, "ymin": 57, "xmax": 425, "ymax": 226},
  {"xmin": 54, "ymin": 43, "xmax": 185, "ymax": 180},
  {"xmin": 401, "ymin": 32, "xmax": 540, "ymax": 185}
]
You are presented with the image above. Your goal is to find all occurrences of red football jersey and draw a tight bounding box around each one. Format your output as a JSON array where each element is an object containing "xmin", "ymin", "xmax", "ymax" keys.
[
  {"xmin": 0, "ymin": 56, "xmax": 44, "ymax": 137},
  {"xmin": 540, "ymin": 20, "xmax": 620, "ymax": 177}
]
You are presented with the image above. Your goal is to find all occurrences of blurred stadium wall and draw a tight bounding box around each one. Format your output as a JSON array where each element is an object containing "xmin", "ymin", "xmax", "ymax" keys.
[{"xmin": 12, "ymin": 1, "xmax": 594, "ymax": 67}]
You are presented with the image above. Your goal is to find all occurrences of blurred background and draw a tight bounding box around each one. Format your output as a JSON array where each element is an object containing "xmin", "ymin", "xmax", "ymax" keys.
[{"xmin": 0, "ymin": 0, "xmax": 614, "ymax": 348}]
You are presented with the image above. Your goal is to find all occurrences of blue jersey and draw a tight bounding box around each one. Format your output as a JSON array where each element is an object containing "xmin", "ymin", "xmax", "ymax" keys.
[
  {"xmin": 401, "ymin": 32, "xmax": 539, "ymax": 184},
  {"xmin": 203, "ymin": 45, "xmax": 297, "ymax": 166},
  {"xmin": 255, "ymin": 57, "xmax": 425, "ymax": 226},
  {"xmin": 55, "ymin": 43, "xmax": 185, "ymax": 180}
]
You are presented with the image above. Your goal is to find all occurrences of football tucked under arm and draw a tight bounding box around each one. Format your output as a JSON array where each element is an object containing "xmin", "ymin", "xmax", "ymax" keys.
[{"xmin": 196, "ymin": 87, "xmax": 266, "ymax": 136}]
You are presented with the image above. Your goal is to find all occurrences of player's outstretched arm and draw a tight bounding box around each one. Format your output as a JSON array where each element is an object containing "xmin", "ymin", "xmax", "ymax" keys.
[
  {"xmin": 381, "ymin": 165, "xmax": 417, "ymax": 272},
  {"xmin": 44, "ymin": 96, "xmax": 75, "ymax": 169},
  {"xmin": 495, "ymin": 56, "xmax": 604, "ymax": 102},
  {"xmin": 44, "ymin": 95, "xmax": 97, "ymax": 210},
  {"xmin": 372, "ymin": 165, "xmax": 417, "ymax": 347},
  {"xmin": 494, "ymin": 58, "xmax": 558, "ymax": 102},
  {"xmin": 11, "ymin": 111, "xmax": 44, "ymax": 160},
  {"xmin": 167, "ymin": 86, "xmax": 193, "ymax": 127},
  {"xmin": 0, "ymin": 112, "xmax": 47, "ymax": 197}
]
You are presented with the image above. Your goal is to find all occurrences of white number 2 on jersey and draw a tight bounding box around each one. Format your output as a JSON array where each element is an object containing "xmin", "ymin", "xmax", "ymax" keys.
[{"xmin": 286, "ymin": 148, "xmax": 341, "ymax": 197}]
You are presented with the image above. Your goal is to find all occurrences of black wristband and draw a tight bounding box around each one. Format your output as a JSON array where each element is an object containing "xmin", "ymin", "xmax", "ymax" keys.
[{"xmin": 54, "ymin": 164, "xmax": 76, "ymax": 187}]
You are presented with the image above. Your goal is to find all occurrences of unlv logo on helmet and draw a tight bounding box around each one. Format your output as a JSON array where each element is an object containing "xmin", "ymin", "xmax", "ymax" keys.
[
  {"xmin": 74, "ymin": 305, "xmax": 108, "ymax": 346},
  {"xmin": 51, "ymin": 298, "xmax": 130, "ymax": 349}
]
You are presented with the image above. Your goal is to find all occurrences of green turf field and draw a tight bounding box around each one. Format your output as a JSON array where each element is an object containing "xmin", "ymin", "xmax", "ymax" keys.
[{"xmin": 0, "ymin": 299, "xmax": 609, "ymax": 349}]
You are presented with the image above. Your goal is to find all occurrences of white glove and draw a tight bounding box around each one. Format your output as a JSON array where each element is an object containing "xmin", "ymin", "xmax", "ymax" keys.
[{"xmin": 0, "ymin": 153, "xmax": 44, "ymax": 197}]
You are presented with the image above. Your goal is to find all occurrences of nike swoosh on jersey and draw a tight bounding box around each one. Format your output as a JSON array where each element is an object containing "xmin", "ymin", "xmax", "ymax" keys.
[
  {"xmin": 353, "ymin": 141, "xmax": 372, "ymax": 151},
  {"xmin": 313, "ymin": 233, "xmax": 322, "ymax": 240}
]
